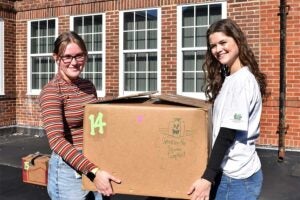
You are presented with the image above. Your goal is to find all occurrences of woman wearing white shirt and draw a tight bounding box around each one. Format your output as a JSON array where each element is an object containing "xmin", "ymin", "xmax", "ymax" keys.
[{"xmin": 188, "ymin": 19, "xmax": 268, "ymax": 200}]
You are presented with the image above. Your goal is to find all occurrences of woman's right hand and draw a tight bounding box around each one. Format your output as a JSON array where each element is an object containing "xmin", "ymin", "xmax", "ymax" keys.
[{"xmin": 93, "ymin": 170, "xmax": 121, "ymax": 196}]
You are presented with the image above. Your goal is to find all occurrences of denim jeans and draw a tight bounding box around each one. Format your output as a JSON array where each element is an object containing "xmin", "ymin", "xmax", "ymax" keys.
[
  {"xmin": 47, "ymin": 152, "xmax": 103, "ymax": 200},
  {"xmin": 214, "ymin": 169, "xmax": 263, "ymax": 200}
]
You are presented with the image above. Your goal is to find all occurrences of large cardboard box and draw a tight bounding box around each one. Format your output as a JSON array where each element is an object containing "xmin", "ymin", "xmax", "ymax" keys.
[
  {"xmin": 22, "ymin": 153, "xmax": 49, "ymax": 186},
  {"xmin": 83, "ymin": 94, "xmax": 211, "ymax": 199}
]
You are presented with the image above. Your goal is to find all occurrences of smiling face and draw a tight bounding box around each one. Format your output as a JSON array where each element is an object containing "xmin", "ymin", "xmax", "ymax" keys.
[
  {"xmin": 209, "ymin": 32, "xmax": 241, "ymax": 74},
  {"xmin": 54, "ymin": 42, "xmax": 86, "ymax": 82}
]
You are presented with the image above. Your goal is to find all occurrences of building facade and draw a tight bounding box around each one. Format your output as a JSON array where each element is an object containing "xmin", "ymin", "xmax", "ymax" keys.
[{"xmin": 0, "ymin": 0, "xmax": 299, "ymax": 150}]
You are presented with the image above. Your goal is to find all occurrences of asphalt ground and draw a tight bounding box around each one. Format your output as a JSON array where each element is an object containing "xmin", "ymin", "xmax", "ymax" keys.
[{"xmin": 0, "ymin": 133, "xmax": 299, "ymax": 200}]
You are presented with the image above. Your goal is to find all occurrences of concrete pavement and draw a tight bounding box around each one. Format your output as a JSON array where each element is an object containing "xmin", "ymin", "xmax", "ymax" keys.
[{"xmin": 0, "ymin": 133, "xmax": 300, "ymax": 200}]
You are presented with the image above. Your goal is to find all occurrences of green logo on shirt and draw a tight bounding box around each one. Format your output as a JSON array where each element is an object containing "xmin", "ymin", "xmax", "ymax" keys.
[
  {"xmin": 89, "ymin": 112, "xmax": 107, "ymax": 135},
  {"xmin": 234, "ymin": 113, "xmax": 242, "ymax": 121}
]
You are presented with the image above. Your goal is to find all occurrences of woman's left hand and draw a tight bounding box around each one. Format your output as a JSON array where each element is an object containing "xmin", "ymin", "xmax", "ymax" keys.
[{"xmin": 187, "ymin": 178, "xmax": 212, "ymax": 200}]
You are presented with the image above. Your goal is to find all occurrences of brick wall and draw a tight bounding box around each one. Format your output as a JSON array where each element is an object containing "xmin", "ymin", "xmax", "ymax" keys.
[
  {"xmin": 1, "ymin": 0, "xmax": 299, "ymax": 148},
  {"xmin": 0, "ymin": 0, "xmax": 16, "ymax": 127},
  {"xmin": 258, "ymin": 0, "xmax": 300, "ymax": 149}
]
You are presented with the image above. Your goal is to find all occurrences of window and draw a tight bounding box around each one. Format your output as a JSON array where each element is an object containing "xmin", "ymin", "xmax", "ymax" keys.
[
  {"xmin": 177, "ymin": 2, "xmax": 226, "ymax": 99},
  {"xmin": 0, "ymin": 19, "xmax": 4, "ymax": 95},
  {"xmin": 27, "ymin": 19, "xmax": 57, "ymax": 95},
  {"xmin": 71, "ymin": 14, "xmax": 105, "ymax": 97},
  {"xmin": 120, "ymin": 9, "xmax": 161, "ymax": 96}
]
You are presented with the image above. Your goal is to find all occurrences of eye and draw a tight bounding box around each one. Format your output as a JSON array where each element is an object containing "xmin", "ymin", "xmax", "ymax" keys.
[
  {"xmin": 219, "ymin": 40, "xmax": 226, "ymax": 45},
  {"xmin": 209, "ymin": 44, "xmax": 216, "ymax": 49}
]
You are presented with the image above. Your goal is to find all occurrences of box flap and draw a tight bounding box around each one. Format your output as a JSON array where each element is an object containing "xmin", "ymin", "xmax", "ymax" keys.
[
  {"xmin": 157, "ymin": 94, "xmax": 211, "ymax": 110},
  {"xmin": 96, "ymin": 91, "xmax": 158, "ymax": 104}
]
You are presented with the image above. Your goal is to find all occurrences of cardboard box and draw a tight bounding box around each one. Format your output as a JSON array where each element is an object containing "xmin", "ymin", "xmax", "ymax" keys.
[
  {"xmin": 83, "ymin": 94, "xmax": 211, "ymax": 199},
  {"xmin": 22, "ymin": 153, "xmax": 49, "ymax": 186}
]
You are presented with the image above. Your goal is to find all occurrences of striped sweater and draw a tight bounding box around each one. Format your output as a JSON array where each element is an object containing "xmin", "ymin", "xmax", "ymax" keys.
[{"xmin": 39, "ymin": 73, "xmax": 98, "ymax": 175}]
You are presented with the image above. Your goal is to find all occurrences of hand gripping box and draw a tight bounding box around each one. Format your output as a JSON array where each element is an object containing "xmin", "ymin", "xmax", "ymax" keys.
[
  {"xmin": 82, "ymin": 93, "xmax": 211, "ymax": 199},
  {"xmin": 22, "ymin": 153, "xmax": 49, "ymax": 186}
]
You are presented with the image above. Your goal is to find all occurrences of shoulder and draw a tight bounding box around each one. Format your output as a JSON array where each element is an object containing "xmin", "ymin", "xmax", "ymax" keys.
[
  {"xmin": 78, "ymin": 78, "xmax": 97, "ymax": 91},
  {"xmin": 39, "ymin": 78, "xmax": 62, "ymax": 103},
  {"xmin": 230, "ymin": 67, "xmax": 257, "ymax": 87}
]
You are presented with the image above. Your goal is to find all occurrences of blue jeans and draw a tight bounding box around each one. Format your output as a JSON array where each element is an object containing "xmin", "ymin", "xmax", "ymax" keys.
[
  {"xmin": 214, "ymin": 169, "xmax": 263, "ymax": 200},
  {"xmin": 47, "ymin": 152, "xmax": 103, "ymax": 200}
]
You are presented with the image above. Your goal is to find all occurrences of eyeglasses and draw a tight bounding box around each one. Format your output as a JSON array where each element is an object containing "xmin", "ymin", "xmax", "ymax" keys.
[{"xmin": 60, "ymin": 54, "xmax": 86, "ymax": 64}]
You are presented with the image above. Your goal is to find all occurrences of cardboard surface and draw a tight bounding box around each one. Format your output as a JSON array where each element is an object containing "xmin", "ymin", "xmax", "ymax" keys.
[
  {"xmin": 83, "ymin": 95, "xmax": 211, "ymax": 199},
  {"xmin": 22, "ymin": 153, "xmax": 49, "ymax": 186}
]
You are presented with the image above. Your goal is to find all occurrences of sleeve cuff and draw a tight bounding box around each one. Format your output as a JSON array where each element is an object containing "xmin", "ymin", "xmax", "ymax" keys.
[{"xmin": 201, "ymin": 168, "xmax": 218, "ymax": 183}]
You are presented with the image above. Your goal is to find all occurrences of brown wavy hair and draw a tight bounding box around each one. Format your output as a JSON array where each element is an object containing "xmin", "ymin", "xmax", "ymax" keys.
[{"xmin": 203, "ymin": 18, "xmax": 267, "ymax": 103}]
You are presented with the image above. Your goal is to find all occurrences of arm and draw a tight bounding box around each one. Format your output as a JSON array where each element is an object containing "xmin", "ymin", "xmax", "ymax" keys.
[
  {"xmin": 188, "ymin": 127, "xmax": 237, "ymax": 199},
  {"xmin": 39, "ymin": 87, "xmax": 96, "ymax": 174}
]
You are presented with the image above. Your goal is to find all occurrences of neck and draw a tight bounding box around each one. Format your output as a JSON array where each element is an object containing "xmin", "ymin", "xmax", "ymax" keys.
[{"xmin": 229, "ymin": 59, "xmax": 242, "ymax": 75}]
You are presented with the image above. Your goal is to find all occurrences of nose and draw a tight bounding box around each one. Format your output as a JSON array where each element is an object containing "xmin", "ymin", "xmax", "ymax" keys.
[
  {"xmin": 216, "ymin": 44, "xmax": 222, "ymax": 53},
  {"xmin": 70, "ymin": 57, "xmax": 78, "ymax": 64}
]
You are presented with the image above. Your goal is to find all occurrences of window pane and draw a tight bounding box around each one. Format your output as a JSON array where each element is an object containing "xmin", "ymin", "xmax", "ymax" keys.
[
  {"xmin": 32, "ymin": 74, "xmax": 39, "ymax": 89},
  {"xmin": 124, "ymin": 12, "xmax": 134, "ymax": 30},
  {"xmin": 196, "ymin": 72, "xmax": 205, "ymax": 92},
  {"xmin": 147, "ymin": 30, "xmax": 157, "ymax": 49},
  {"xmin": 148, "ymin": 53, "xmax": 157, "ymax": 71},
  {"xmin": 94, "ymin": 33, "xmax": 102, "ymax": 51},
  {"xmin": 95, "ymin": 54, "xmax": 102, "ymax": 72},
  {"xmin": 125, "ymin": 73, "xmax": 135, "ymax": 91},
  {"xmin": 32, "ymin": 57, "xmax": 39, "ymax": 72},
  {"xmin": 40, "ymin": 21, "xmax": 47, "ymax": 36},
  {"xmin": 183, "ymin": 27, "xmax": 194, "ymax": 47},
  {"xmin": 124, "ymin": 32, "xmax": 134, "ymax": 50},
  {"xmin": 48, "ymin": 20, "xmax": 55, "ymax": 35},
  {"xmin": 136, "ymin": 11, "xmax": 146, "ymax": 30},
  {"xmin": 182, "ymin": 7, "xmax": 194, "ymax": 27},
  {"xmin": 31, "ymin": 21, "xmax": 39, "ymax": 37},
  {"xmin": 136, "ymin": 53, "xmax": 146, "ymax": 71},
  {"xmin": 41, "ymin": 74, "xmax": 49, "ymax": 88},
  {"xmin": 40, "ymin": 37, "xmax": 47, "ymax": 53},
  {"xmin": 125, "ymin": 54, "xmax": 135, "ymax": 71},
  {"xmin": 183, "ymin": 51, "xmax": 195, "ymax": 71},
  {"xmin": 137, "ymin": 73, "xmax": 146, "ymax": 91},
  {"xmin": 48, "ymin": 37, "xmax": 55, "ymax": 53},
  {"xmin": 147, "ymin": 10, "xmax": 157, "ymax": 29},
  {"xmin": 74, "ymin": 17, "xmax": 83, "ymax": 33},
  {"xmin": 196, "ymin": 51, "xmax": 205, "ymax": 71},
  {"xmin": 86, "ymin": 56, "xmax": 94, "ymax": 72},
  {"xmin": 196, "ymin": 27, "xmax": 207, "ymax": 46},
  {"xmin": 183, "ymin": 72, "xmax": 194, "ymax": 92},
  {"xmin": 84, "ymin": 16, "xmax": 93, "ymax": 33},
  {"xmin": 84, "ymin": 34, "xmax": 93, "ymax": 51},
  {"xmin": 41, "ymin": 57, "xmax": 48, "ymax": 73},
  {"xmin": 94, "ymin": 15, "xmax": 102, "ymax": 32},
  {"xmin": 94, "ymin": 73, "xmax": 102, "ymax": 90},
  {"xmin": 136, "ymin": 31, "xmax": 145, "ymax": 49},
  {"xmin": 148, "ymin": 73, "xmax": 157, "ymax": 91},
  {"xmin": 31, "ymin": 38, "xmax": 38, "ymax": 54},
  {"xmin": 49, "ymin": 59, "xmax": 55, "ymax": 73},
  {"xmin": 196, "ymin": 5, "xmax": 208, "ymax": 26},
  {"xmin": 210, "ymin": 4, "xmax": 222, "ymax": 24}
]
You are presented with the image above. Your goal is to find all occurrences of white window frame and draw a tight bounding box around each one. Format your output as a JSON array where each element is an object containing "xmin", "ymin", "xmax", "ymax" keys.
[
  {"xmin": 70, "ymin": 13, "xmax": 106, "ymax": 98},
  {"xmin": 0, "ymin": 19, "xmax": 4, "ymax": 95},
  {"xmin": 119, "ymin": 8, "xmax": 161, "ymax": 97},
  {"xmin": 27, "ymin": 18, "xmax": 58, "ymax": 95},
  {"xmin": 177, "ymin": 2, "xmax": 227, "ymax": 99}
]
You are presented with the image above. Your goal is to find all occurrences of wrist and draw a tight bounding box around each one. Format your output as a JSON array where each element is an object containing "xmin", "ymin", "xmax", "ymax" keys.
[{"xmin": 87, "ymin": 167, "xmax": 100, "ymax": 182}]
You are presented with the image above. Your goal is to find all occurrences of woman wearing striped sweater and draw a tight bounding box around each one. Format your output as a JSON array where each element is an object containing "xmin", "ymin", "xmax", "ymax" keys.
[{"xmin": 39, "ymin": 31, "xmax": 121, "ymax": 200}]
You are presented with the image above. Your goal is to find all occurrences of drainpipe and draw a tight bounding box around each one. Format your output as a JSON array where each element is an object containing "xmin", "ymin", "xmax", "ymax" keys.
[{"xmin": 277, "ymin": 0, "xmax": 289, "ymax": 162}]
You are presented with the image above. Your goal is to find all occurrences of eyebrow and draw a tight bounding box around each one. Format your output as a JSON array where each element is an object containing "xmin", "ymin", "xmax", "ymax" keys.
[{"xmin": 61, "ymin": 53, "xmax": 85, "ymax": 57}]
